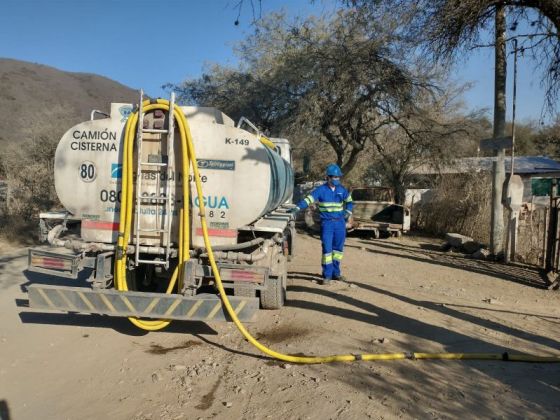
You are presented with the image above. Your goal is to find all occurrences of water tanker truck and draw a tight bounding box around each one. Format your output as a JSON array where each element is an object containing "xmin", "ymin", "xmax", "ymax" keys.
[{"xmin": 27, "ymin": 95, "xmax": 296, "ymax": 328}]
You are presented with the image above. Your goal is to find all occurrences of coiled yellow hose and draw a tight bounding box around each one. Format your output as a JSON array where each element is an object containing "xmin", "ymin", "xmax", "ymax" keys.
[
  {"xmin": 117, "ymin": 98, "xmax": 560, "ymax": 363},
  {"xmin": 115, "ymin": 100, "xmax": 189, "ymax": 331}
]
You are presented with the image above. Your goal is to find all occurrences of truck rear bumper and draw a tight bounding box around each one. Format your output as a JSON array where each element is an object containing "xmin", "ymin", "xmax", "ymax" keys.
[{"xmin": 28, "ymin": 284, "xmax": 258, "ymax": 322}]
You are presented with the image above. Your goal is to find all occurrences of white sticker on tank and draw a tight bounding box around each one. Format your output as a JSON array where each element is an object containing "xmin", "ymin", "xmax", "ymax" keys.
[{"xmin": 79, "ymin": 161, "xmax": 97, "ymax": 183}]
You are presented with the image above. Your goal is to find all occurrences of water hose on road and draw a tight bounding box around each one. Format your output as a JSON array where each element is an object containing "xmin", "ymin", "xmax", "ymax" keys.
[{"xmin": 118, "ymin": 98, "xmax": 560, "ymax": 363}]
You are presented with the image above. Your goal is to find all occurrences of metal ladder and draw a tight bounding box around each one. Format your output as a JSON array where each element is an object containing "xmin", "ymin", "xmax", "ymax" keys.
[{"xmin": 133, "ymin": 91, "xmax": 176, "ymax": 269}]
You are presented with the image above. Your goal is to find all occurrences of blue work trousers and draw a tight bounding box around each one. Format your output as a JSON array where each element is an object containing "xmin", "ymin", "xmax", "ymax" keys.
[{"xmin": 320, "ymin": 218, "xmax": 346, "ymax": 279}]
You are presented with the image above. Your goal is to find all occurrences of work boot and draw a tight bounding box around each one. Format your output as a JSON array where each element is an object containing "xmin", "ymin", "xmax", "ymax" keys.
[
  {"xmin": 333, "ymin": 275, "xmax": 346, "ymax": 282},
  {"xmin": 320, "ymin": 278, "xmax": 332, "ymax": 285}
]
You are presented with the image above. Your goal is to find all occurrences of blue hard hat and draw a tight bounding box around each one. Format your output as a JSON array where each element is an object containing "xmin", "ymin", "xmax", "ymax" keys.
[{"xmin": 326, "ymin": 163, "xmax": 343, "ymax": 177}]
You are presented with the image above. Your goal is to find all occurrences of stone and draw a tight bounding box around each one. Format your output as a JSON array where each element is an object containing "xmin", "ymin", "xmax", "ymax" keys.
[
  {"xmin": 440, "ymin": 243, "xmax": 452, "ymax": 252},
  {"xmin": 173, "ymin": 365, "xmax": 187, "ymax": 371},
  {"xmin": 224, "ymin": 401, "xmax": 233, "ymax": 408},
  {"xmin": 281, "ymin": 363, "xmax": 292, "ymax": 369},
  {"xmin": 151, "ymin": 372, "xmax": 162, "ymax": 382},
  {"xmin": 472, "ymin": 248, "xmax": 491, "ymax": 260},
  {"xmin": 483, "ymin": 298, "xmax": 502, "ymax": 305},
  {"xmin": 462, "ymin": 240, "xmax": 482, "ymax": 254},
  {"xmin": 445, "ymin": 233, "xmax": 473, "ymax": 248}
]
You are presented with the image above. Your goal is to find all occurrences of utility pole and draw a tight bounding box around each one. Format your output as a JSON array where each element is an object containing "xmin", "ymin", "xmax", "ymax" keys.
[{"xmin": 490, "ymin": 4, "xmax": 507, "ymax": 258}]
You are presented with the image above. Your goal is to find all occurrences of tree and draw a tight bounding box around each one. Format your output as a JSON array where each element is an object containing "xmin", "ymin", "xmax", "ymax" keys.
[
  {"xmin": 347, "ymin": 0, "xmax": 560, "ymax": 112},
  {"xmin": 363, "ymin": 81, "xmax": 483, "ymax": 202},
  {"xmin": 172, "ymin": 11, "xmax": 446, "ymax": 177},
  {"xmin": 534, "ymin": 116, "xmax": 560, "ymax": 156},
  {"xmin": 1, "ymin": 134, "xmax": 59, "ymax": 224}
]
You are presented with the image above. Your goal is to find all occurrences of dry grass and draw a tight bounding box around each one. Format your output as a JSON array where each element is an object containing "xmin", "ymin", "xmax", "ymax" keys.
[
  {"xmin": 414, "ymin": 173, "xmax": 547, "ymax": 266},
  {"xmin": 415, "ymin": 173, "xmax": 492, "ymax": 244}
]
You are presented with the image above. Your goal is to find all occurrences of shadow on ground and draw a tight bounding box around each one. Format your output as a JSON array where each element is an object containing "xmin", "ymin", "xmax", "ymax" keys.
[
  {"xmin": 286, "ymin": 270, "xmax": 560, "ymax": 418},
  {"xmin": 346, "ymin": 239, "xmax": 546, "ymax": 289}
]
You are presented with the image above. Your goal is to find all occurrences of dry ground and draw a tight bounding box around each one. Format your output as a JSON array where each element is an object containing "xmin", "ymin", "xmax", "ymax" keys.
[{"xmin": 1, "ymin": 233, "xmax": 560, "ymax": 419}]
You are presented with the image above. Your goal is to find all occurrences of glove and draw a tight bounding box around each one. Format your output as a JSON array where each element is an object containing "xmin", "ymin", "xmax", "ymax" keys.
[
  {"xmin": 288, "ymin": 206, "xmax": 300, "ymax": 214},
  {"xmin": 344, "ymin": 210, "xmax": 352, "ymax": 221}
]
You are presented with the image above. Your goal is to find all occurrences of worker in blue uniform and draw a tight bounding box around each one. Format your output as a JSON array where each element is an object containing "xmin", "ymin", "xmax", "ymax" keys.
[{"xmin": 291, "ymin": 164, "xmax": 353, "ymax": 284}]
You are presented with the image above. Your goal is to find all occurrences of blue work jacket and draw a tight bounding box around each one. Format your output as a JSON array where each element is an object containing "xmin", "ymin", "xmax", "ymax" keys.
[{"xmin": 297, "ymin": 183, "xmax": 353, "ymax": 221}]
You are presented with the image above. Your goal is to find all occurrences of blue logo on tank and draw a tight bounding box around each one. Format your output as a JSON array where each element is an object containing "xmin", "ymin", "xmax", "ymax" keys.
[
  {"xmin": 111, "ymin": 163, "xmax": 122, "ymax": 179},
  {"xmin": 119, "ymin": 105, "xmax": 133, "ymax": 122}
]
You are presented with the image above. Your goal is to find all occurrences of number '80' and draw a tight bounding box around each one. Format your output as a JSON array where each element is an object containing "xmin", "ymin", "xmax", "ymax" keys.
[{"xmin": 80, "ymin": 162, "xmax": 96, "ymax": 182}]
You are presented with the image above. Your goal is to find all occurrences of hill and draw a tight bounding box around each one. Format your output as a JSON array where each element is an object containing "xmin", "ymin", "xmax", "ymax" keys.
[{"xmin": 0, "ymin": 58, "xmax": 138, "ymax": 149}]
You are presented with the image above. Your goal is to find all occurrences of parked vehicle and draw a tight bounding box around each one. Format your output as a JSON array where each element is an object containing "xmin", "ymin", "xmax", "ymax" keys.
[
  {"xmin": 27, "ymin": 95, "xmax": 296, "ymax": 328},
  {"xmin": 304, "ymin": 186, "xmax": 410, "ymax": 238}
]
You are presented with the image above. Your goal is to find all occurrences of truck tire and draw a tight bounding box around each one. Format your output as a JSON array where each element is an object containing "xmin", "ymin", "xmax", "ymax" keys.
[
  {"xmin": 234, "ymin": 284, "xmax": 255, "ymax": 298},
  {"xmin": 260, "ymin": 275, "xmax": 286, "ymax": 309}
]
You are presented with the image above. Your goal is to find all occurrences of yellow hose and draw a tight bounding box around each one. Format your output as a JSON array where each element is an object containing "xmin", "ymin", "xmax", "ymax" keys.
[
  {"xmin": 117, "ymin": 98, "xmax": 560, "ymax": 363},
  {"xmin": 115, "ymin": 100, "xmax": 190, "ymax": 331}
]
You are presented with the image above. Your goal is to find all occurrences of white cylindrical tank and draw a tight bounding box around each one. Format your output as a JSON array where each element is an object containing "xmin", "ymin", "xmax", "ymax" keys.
[{"xmin": 54, "ymin": 104, "xmax": 293, "ymax": 248}]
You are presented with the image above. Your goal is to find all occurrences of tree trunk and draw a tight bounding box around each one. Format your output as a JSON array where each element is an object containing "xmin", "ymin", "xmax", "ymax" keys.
[
  {"xmin": 339, "ymin": 147, "xmax": 362, "ymax": 177},
  {"xmin": 491, "ymin": 4, "xmax": 507, "ymax": 257}
]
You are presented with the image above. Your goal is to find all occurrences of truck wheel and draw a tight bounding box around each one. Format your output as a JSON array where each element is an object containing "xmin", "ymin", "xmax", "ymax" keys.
[
  {"xmin": 234, "ymin": 284, "xmax": 255, "ymax": 298},
  {"xmin": 260, "ymin": 275, "xmax": 286, "ymax": 309}
]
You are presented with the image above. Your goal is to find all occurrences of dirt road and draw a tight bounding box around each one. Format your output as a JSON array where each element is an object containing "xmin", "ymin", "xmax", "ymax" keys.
[{"xmin": 1, "ymin": 233, "xmax": 560, "ymax": 419}]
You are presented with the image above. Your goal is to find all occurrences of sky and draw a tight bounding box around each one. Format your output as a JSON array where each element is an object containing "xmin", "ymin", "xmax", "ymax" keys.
[{"xmin": 0, "ymin": 0, "xmax": 554, "ymax": 125}]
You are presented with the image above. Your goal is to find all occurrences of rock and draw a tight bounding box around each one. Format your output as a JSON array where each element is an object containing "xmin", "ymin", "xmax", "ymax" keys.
[
  {"xmin": 311, "ymin": 377, "xmax": 320, "ymax": 383},
  {"xmin": 151, "ymin": 372, "xmax": 162, "ymax": 382},
  {"xmin": 445, "ymin": 233, "xmax": 473, "ymax": 248},
  {"xmin": 483, "ymin": 298, "xmax": 502, "ymax": 305},
  {"xmin": 281, "ymin": 363, "xmax": 292, "ymax": 369},
  {"xmin": 440, "ymin": 243, "xmax": 452, "ymax": 252},
  {"xmin": 462, "ymin": 240, "xmax": 482, "ymax": 254},
  {"xmin": 472, "ymin": 248, "xmax": 491, "ymax": 260},
  {"xmin": 224, "ymin": 401, "xmax": 233, "ymax": 408},
  {"xmin": 378, "ymin": 337, "xmax": 389, "ymax": 344},
  {"xmin": 173, "ymin": 365, "xmax": 187, "ymax": 371}
]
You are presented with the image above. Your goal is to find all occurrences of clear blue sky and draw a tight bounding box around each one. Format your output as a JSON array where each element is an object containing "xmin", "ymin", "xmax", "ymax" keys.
[{"xmin": 0, "ymin": 0, "xmax": 551, "ymax": 124}]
